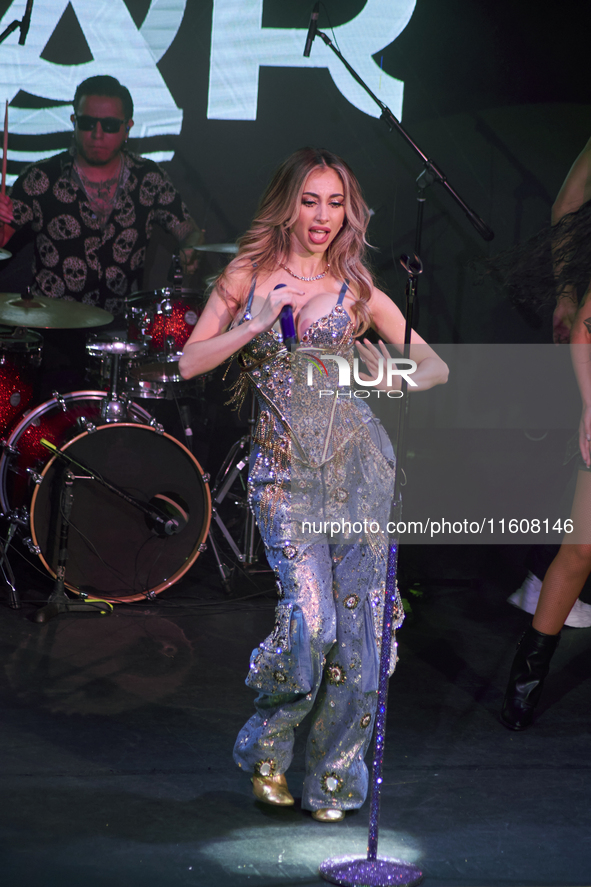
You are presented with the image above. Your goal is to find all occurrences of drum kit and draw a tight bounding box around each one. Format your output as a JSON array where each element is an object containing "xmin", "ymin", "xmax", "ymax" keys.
[{"xmin": 0, "ymin": 244, "xmax": 257, "ymax": 617}]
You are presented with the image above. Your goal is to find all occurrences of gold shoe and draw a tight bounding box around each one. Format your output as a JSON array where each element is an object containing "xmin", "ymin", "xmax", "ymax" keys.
[
  {"xmin": 252, "ymin": 773, "xmax": 294, "ymax": 806},
  {"xmin": 312, "ymin": 808, "xmax": 345, "ymax": 823}
]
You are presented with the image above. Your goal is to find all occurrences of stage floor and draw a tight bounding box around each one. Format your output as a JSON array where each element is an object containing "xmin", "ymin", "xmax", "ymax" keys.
[{"xmin": 0, "ymin": 545, "xmax": 589, "ymax": 886}]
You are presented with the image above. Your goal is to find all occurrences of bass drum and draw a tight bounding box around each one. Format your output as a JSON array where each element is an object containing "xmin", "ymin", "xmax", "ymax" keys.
[{"xmin": 0, "ymin": 392, "xmax": 211, "ymax": 602}]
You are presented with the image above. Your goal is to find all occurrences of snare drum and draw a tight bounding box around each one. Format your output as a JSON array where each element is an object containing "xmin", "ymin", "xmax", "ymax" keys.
[
  {"xmin": 0, "ymin": 391, "xmax": 211, "ymax": 602},
  {"xmin": 0, "ymin": 326, "xmax": 43, "ymax": 436},
  {"xmin": 85, "ymin": 330, "xmax": 148, "ymax": 390},
  {"xmin": 125, "ymin": 288, "xmax": 201, "ymax": 390}
]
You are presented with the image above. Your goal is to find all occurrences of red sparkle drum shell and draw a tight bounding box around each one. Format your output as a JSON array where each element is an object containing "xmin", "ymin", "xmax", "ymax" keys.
[
  {"xmin": 0, "ymin": 391, "xmax": 152, "ymax": 515},
  {"xmin": 126, "ymin": 289, "xmax": 201, "ymax": 384},
  {"xmin": 0, "ymin": 327, "xmax": 43, "ymax": 437},
  {"xmin": 0, "ymin": 392, "xmax": 211, "ymax": 602}
]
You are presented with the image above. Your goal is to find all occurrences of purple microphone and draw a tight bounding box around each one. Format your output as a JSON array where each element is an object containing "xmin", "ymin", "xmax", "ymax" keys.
[{"xmin": 274, "ymin": 284, "xmax": 297, "ymax": 349}]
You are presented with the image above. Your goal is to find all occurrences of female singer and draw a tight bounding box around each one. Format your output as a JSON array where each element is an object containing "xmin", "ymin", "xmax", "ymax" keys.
[{"xmin": 180, "ymin": 147, "xmax": 447, "ymax": 820}]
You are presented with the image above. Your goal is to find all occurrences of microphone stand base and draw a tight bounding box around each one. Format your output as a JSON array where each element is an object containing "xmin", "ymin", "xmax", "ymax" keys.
[
  {"xmin": 319, "ymin": 855, "xmax": 423, "ymax": 887},
  {"xmin": 35, "ymin": 593, "xmax": 113, "ymax": 623}
]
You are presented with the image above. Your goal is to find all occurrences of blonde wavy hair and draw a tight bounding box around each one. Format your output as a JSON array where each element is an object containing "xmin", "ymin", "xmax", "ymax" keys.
[{"xmin": 217, "ymin": 147, "xmax": 375, "ymax": 333}]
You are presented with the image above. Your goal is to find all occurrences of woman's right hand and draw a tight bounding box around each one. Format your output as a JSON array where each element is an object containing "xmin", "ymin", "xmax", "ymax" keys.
[{"xmin": 251, "ymin": 285, "xmax": 304, "ymax": 335}]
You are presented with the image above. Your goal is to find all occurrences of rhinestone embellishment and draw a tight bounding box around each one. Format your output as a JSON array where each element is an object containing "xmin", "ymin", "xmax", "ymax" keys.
[
  {"xmin": 343, "ymin": 593, "xmax": 360, "ymax": 610},
  {"xmin": 280, "ymin": 261, "xmax": 330, "ymax": 282},
  {"xmin": 273, "ymin": 670, "xmax": 287, "ymax": 683},
  {"xmin": 360, "ymin": 713, "xmax": 372, "ymax": 729},
  {"xmin": 326, "ymin": 663, "xmax": 346, "ymax": 685},
  {"xmin": 321, "ymin": 771, "xmax": 343, "ymax": 794},
  {"xmin": 255, "ymin": 759, "xmax": 275, "ymax": 777},
  {"xmin": 282, "ymin": 544, "xmax": 297, "ymax": 560}
]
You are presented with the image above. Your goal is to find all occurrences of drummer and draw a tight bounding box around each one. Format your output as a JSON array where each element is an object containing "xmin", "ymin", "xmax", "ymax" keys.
[{"xmin": 0, "ymin": 75, "xmax": 203, "ymax": 389}]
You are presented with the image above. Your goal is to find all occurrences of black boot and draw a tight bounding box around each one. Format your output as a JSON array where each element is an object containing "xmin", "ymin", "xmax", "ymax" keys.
[{"xmin": 500, "ymin": 624, "xmax": 560, "ymax": 730}]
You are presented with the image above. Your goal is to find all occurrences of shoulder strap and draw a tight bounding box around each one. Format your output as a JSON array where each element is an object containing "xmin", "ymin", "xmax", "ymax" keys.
[
  {"xmin": 337, "ymin": 279, "xmax": 349, "ymax": 305},
  {"xmin": 245, "ymin": 275, "xmax": 257, "ymax": 312}
]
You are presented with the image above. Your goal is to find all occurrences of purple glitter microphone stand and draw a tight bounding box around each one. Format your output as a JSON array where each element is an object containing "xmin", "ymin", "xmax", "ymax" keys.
[
  {"xmin": 303, "ymin": 9, "xmax": 492, "ymax": 881},
  {"xmin": 319, "ymin": 256, "xmax": 423, "ymax": 887}
]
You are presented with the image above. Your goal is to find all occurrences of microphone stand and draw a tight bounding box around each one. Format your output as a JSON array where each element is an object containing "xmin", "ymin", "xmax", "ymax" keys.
[
  {"xmin": 310, "ymin": 24, "xmax": 493, "ymax": 887},
  {"xmin": 319, "ymin": 257, "xmax": 424, "ymax": 887},
  {"xmin": 39, "ymin": 439, "xmax": 180, "ymax": 535},
  {"xmin": 34, "ymin": 439, "xmax": 179, "ymax": 623},
  {"xmin": 0, "ymin": 0, "xmax": 34, "ymax": 45},
  {"xmin": 314, "ymin": 28, "xmax": 494, "ymax": 255},
  {"xmin": 34, "ymin": 468, "xmax": 114, "ymax": 623}
]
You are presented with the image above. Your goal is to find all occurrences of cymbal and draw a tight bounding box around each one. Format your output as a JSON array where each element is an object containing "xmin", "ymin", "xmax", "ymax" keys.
[
  {"xmin": 192, "ymin": 243, "xmax": 238, "ymax": 254},
  {"xmin": 0, "ymin": 292, "xmax": 113, "ymax": 328},
  {"xmin": 0, "ymin": 248, "xmax": 11, "ymax": 260}
]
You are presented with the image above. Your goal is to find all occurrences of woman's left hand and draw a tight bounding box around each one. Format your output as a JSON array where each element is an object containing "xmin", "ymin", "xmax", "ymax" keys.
[{"xmin": 355, "ymin": 339, "xmax": 399, "ymax": 390}]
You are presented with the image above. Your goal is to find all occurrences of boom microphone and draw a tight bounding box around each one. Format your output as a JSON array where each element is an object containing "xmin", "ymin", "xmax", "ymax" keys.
[
  {"xmin": 18, "ymin": 0, "xmax": 34, "ymax": 45},
  {"xmin": 303, "ymin": 2, "xmax": 320, "ymax": 58}
]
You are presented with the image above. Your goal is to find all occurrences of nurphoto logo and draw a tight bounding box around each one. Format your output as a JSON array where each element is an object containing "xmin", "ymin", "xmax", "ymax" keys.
[{"xmin": 303, "ymin": 354, "xmax": 417, "ymax": 399}]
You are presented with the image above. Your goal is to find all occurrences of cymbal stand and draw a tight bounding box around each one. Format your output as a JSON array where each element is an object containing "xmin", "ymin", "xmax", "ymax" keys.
[{"xmin": 207, "ymin": 392, "xmax": 258, "ymax": 593}]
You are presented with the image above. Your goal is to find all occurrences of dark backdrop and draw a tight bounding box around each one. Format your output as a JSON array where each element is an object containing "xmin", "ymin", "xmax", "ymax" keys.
[{"xmin": 0, "ymin": 0, "xmax": 588, "ymax": 344}]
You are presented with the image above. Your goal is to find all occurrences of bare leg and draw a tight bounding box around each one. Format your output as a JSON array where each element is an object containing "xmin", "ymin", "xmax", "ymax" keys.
[{"xmin": 533, "ymin": 471, "xmax": 591, "ymax": 635}]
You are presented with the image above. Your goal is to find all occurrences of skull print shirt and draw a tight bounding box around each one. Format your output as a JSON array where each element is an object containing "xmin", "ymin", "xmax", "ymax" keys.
[{"xmin": 9, "ymin": 149, "xmax": 196, "ymax": 315}]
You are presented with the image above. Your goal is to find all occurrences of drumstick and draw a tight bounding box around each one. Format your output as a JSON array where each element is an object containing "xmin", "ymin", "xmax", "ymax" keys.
[{"xmin": 1, "ymin": 100, "xmax": 7, "ymax": 197}]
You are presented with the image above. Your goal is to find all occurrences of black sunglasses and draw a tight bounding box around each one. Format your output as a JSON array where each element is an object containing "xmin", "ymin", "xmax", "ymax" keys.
[{"xmin": 75, "ymin": 115, "xmax": 126, "ymax": 134}]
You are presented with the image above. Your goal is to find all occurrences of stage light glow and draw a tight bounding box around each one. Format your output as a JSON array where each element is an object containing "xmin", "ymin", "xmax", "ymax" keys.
[{"xmin": 197, "ymin": 824, "xmax": 421, "ymax": 880}]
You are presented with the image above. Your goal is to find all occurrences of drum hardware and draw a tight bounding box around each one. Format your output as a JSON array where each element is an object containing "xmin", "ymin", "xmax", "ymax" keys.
[
  {"xmin": 1, "ymin": 440, "xmax": 18, "ymax": 457},
  {"xmin": 0, "ymin": 521, "xmax": 19, "ymax": 608},
  {"xmin": 206, "ymin": 393, "xmax": 259, "ymax": 593},
  {"xmin": 78, "ymin": 416, "xmax": 96, "ymax": 434},
  {"xmin": 178, "ymin": 403, "xmax": 194, "ymax": 453},
  {"xmin": 0, "ymin": 506, "xmax": 36, "ymax": 608},
  {"xmin": 101, "ymin": 367, "xmax": 128, "ymax": 423},
  {"xmin": 52, "ymin": 392, "xmax": 67, "ymax": 412},
  {"xmin": 23, "ymin": 536, "xmax": 40, "ymax": 555},
  {"xmin": 169, "ymin": 253, "xmax": 184, "ymax": 293}
]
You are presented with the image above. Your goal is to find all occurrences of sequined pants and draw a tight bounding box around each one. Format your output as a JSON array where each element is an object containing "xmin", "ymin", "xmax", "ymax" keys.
[{"xmin": 233, "ymin": 486, "xmax": 387, "ymax": 811}]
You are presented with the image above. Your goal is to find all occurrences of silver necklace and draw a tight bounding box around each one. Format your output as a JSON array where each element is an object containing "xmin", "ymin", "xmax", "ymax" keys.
[{"xmin": 280, "ymin": 262, "xmax": 330, "ymax": 282}]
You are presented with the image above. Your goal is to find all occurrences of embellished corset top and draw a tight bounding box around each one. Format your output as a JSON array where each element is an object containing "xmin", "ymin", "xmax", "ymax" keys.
[{"xmin": 231, "ymin": 278, "xmax": 376, "ymax": 469}]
